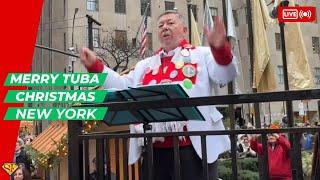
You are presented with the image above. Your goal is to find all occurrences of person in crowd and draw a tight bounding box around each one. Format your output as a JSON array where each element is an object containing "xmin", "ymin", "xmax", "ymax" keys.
[
  {"xmin": 12, "ymin": 166, "xmax": 31, "ymax": 180},
  {"xmin": 89, "ymin": 157, "xmax": 97, "ymax": 180},
  {"xmin": 80, "ymin": 10, "xmax": 237, "ymax": 180},
  {"xmin": 14, "ymin": 138, "xmax": 32, "ymax": 171},
  {"xmin": 301, "ymin": 132, "xmax": 314, "ymax": 151},
  {"xmin": 23, "ymin": 134, "xmax": 34, "ymax": 145},
  {"xmin": 238, "ymin": 134, "xmax": 256, "ymax": 158},
  {"xmin": 250, "ymin": 133, "xmax": 292, "ymax": 180}
]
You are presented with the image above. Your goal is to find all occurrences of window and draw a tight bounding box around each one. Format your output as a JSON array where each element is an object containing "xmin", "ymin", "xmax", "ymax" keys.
[
  {"xmin": 278, "ymin": 66, "xmax": 284, "ymax": 84},
  {"xmin": 191, "ymin": 5, "xmax": 197, "ymax": 21},
  {"xmin": 210, "ymin": 7, "xmax": 218, "ymax": 22},
  {"xmin": 86, "ymin": 28, "xmax": 100, "ymax": 48},
  {"xmin": 140, "ymin": 0, "xmax": 151, "ymax": 17},
  {"xmin": 115, "ymin": 30, "xmax": 127, "ymax": 49},
  {"xmin": 147, "ymin": 33, "xmax": 153, "ymax": 50},
  {"xmin": 87, "ymin": 0, "xmax": 99, "ymax": 11},
  {"xmin": 115, "ymin": 0, "xmax": 126, "ymax": 14},
  {"xmin": 93, "ymin": 28, "xmax": 100, "ymax": 48},
  {"xmin": 275, "ymin": 33, "xmax": 281, "ymax": 51},
  {"xmin": 312, "ymin": 37, "xmax": 319, "ymax": 54},
  {"xmin": 132, "ymin": 38, "xmax": 137, "ymax": 47},
  {"xmin": 315, "ymin": 68, "xmax": 320, "ymax": 85},
  {"xmin": 165, "ymin": 1, "xmax": 175, "ymax": 11},
  {"xmin": 233, "ymin": 10, "xmax": 238, "ymax": 26}
]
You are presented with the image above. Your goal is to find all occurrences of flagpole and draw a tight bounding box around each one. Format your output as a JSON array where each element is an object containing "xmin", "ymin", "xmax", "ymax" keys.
[
  {"xmin": 134, "ymin": 3, "xmax": 150, "ymax": 41},
  {"xmin": 187, "ymin": 0, "xmax": 192, "ymax": 43},
  {"xmin": 277, "ymin": 1, "xmax": 303, "ymax": 179},
  {"xmin": 222, "ymin": 0, "xmax": 228, "ymax": 35},
  {"xmin": 221, "ymin": 1, "xmax": 239, "ymax": 179},
  {"xmin": 246, "ymin": 0, "xmax": 269, "ymax": 179}
]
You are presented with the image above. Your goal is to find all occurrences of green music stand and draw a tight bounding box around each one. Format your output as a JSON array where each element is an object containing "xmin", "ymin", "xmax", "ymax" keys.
[{"xmin": 103, "ymin": 84, "xmax": 205, "ymax": 128}]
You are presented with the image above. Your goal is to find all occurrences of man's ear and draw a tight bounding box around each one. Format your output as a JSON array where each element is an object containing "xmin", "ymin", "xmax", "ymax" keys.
[{"xmin": 183, "ymin": 26, "xmax": 188, "ymax": 34}]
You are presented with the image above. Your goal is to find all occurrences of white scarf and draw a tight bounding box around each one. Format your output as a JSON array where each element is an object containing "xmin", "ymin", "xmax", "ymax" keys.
[{"xmin": 133, "ymin": 121, "xmax": 187, "ymax": 146}]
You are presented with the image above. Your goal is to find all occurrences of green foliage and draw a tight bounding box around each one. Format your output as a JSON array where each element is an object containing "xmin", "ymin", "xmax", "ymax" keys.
[
  {"xmin": 218, "ymin": 158, "xmax": 259, "ymax": 180},
  {"xmin": 218, "ymin": 165, "xmax": 233, "ymax": 180},
  {"xmin": 25, "ymin": 134, "xmax": 68, "ymax": 169},
  {"xmin": 238, "ymin": 170, "xmax": 259, "ymax": 180},
  {"xmin": 238, "ymin": 158, "xmax": 259, "ymax": 172},
  {"xmin": 302, "ymin": 151, "xmax": 313, "ymax": 176}
]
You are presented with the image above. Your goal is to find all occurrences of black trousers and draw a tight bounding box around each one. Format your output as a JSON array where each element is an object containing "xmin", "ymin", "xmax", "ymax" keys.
[{"xmin": 141, "ymin": 145, "xmax": 218, "ymax": 180}]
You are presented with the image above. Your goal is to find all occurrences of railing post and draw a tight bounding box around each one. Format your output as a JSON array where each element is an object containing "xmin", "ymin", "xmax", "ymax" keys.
[
  {"xmin": 201, "ymin": 135, "xmax": 208, "ymax": 180},
  {"xmin": 96, "ymin": 138, "xmax": 105, "ymax": 180},
  {"xmin": 173, "ymin": 136, "xmax": 181, "ymax": 180},
  {"xmin": 105, "ymin": 139, "xmax": 112, "ymax": 180},
  {"xmin": 84, "ymin": 140, "xmax": 89, "ymax": 180},
  {"xmin": 122, "ymin": 138, "xmax": 129, "ymax": 180},
  {"xmin": 261, "ymin": 133, "xmax": 269, "ymax": 180},
  {"xmin": 146, "ymin": 137, "xmax": 154, "ymax": 180},
  {"xmin": 115, "ymin": 138, "xmax": 120, "ymax": 180},
  {"xmin": 68, "ymin": 121, "xmax": 83, "ymax": 180}
]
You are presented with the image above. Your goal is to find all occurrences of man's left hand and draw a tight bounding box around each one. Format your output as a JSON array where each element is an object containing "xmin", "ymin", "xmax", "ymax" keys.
[{"xmin": 204, "ymin": 16, "xmax": 227, "ymax": 49}]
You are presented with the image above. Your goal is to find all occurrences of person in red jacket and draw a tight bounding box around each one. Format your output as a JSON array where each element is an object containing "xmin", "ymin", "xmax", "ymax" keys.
[{"xmin": 250, "ymin": 133, "xmax": 292, "ymax": 180}]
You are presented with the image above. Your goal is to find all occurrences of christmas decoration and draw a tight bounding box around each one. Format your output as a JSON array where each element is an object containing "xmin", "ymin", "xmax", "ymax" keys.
[{"xmin": 26, "ymin": 134, "xmax": 68, "ymax": 169}]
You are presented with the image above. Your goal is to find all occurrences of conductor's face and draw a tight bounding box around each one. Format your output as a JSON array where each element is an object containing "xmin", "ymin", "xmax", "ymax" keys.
[{"xmin": 157, "ymin": 13, "xmax": 188, "ymax": 52}]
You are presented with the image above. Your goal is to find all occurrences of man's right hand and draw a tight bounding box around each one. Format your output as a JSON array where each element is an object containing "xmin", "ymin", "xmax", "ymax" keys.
[{"xmin": 80, "ymin": 47, "xmax": 97, "ymax": 69}]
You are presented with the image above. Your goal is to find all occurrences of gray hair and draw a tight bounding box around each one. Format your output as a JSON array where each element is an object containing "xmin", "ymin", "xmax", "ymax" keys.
[
  {"xmin": 17, "ymin": 138, "xmax": 24, "ymax": 146},
  {"xmin": 157, "ymin": 10, "xmax": 187, "ymax": 26}
]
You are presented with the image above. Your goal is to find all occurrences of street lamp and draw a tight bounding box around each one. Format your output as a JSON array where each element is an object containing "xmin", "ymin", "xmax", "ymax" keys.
[
  {"xmin": 69, "ymin": 8, "xmax": 79, "ymax": 90},
  {"xmin": 72, "ymin": 8, "xmax": 79, "ymax": 48}
]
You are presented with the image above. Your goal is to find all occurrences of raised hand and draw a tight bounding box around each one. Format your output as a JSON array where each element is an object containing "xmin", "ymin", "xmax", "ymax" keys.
[
  {"xmin": 204, "ymin": 16, "xmax": 227, "ymax": 49},
  {"xmin": 80, "ymin": 47, "xmax": 97, "ymax": 69}
]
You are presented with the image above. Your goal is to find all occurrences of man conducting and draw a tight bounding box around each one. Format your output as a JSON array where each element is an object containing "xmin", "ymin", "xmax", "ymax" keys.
[{"xmin": 80, "ymin": 10, "xmax": 237, "ymax": 180}]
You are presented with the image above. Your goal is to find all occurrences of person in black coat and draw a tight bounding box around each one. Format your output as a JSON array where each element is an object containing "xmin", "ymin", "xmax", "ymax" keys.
[{"xmin": 14, "ymin": 139, "xmax": 32, "ymax": 171}]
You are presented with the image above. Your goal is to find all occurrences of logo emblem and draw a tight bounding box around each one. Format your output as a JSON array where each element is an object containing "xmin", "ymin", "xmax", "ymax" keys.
[
  {"xmin": 278, "ymin": 6, "xmax": 316, "ymax": 22},
  {"xmin": 2, "ymin": 163, "xmax": 18, "ymax": 175}
]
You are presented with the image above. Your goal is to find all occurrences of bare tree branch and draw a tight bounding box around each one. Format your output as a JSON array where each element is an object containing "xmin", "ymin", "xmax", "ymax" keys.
[{"xmin": 95, "ymin": 29, "xmax": 140, "ymax": 73}]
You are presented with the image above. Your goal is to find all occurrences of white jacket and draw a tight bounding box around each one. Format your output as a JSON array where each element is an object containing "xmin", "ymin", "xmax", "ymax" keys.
[{"xmin": 101, "ymin": 46, "xmax": 238, "ymax": 164}]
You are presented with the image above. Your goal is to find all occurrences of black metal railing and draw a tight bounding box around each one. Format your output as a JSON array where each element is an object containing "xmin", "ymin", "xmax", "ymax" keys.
[
  {"xmin": 78, "ymin": 128, "xmax": 320, "ymax": 180},
  {"xmin": 68, "ymin": 89, "xmax": 320, "ymax": 180}
]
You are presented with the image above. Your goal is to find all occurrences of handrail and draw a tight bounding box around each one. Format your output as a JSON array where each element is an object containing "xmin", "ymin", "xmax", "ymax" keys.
[
  {"xmin": 78, "ymin": 88, "xmax": 320, "ymax": 111},
  {"xmin": 79, "ymin": 127, "xmax": 320, "ymax": 139}
]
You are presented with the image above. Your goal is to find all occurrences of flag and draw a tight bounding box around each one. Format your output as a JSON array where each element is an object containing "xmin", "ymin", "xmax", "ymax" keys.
[
  {"xmin": 201, "ymin": 1, "xmax": 221, "ymax": 95},
  {"xmin": 191, "ymin": 10, "xmax": 201, "ymax": 46},
  {"xmin": 226, "ymin": 0, "xmax": 236, "ymax": 39},
  {"xmin": 139, "ymin": 15, "xmax": 148, "ymax": 59},
  {"xmin": 201, "ymin": 1, "xmax": 214, "ymax": 46},
  {"xmin": 284, "ymin": 0, "xmax": 314, "ymax": 89},
  {"xmin": 252, "ymin": 0, "xmax": 277, "ymax": 92},
  {"xmin": 226, "ymin": 0, "xmax": 244, "ymax": 94}
]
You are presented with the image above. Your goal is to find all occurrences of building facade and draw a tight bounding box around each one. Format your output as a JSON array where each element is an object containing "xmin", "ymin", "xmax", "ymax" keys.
[
  {"xmin": 31, "ymin": 0, "xmax": 320, "ymax": 179},
  {"xmin": 33, "ymin": 0, "xmax": 320, "ymax": 126}
]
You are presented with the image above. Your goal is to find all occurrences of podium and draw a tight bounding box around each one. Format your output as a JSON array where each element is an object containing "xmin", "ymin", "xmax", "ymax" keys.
[{"xmin": 103, "ymin": 84, "xmax": 205, "ymax": 128}]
